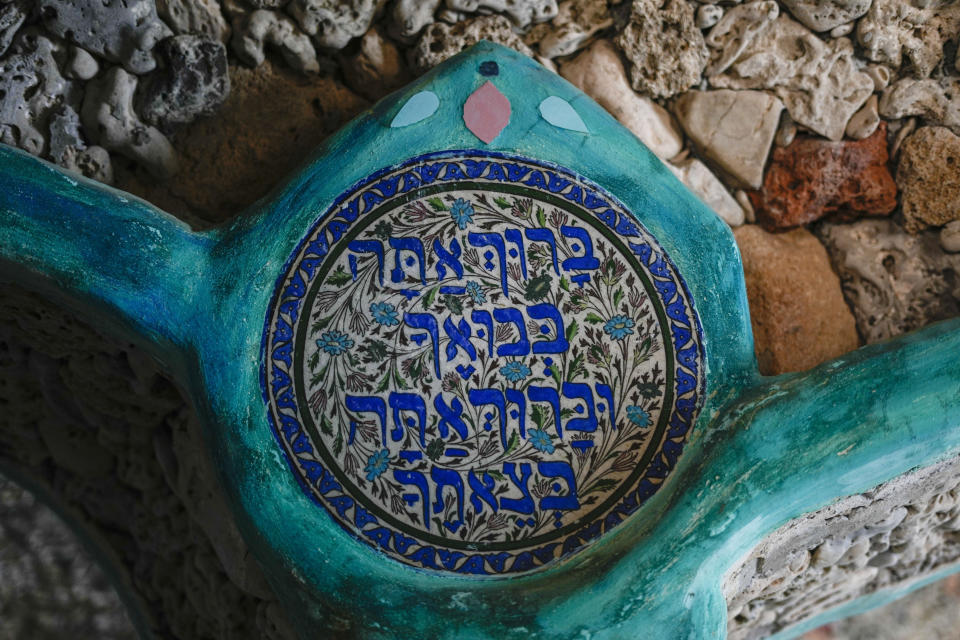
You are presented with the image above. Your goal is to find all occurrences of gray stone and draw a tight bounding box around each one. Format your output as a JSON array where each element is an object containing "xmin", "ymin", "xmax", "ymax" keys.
[
  {"xmin": 941, "ymin": 221, "xmax": 960, "ymax": 254},
  {"xmin": 445, "ymin": 0, "xmax": 558, "ymax": 27},
  {"xmin": 708, "ymin": 14, "xmax": 874, "ymax": 141},
  {"xmin": 63, "ymin": 45, "xmax": 99, "ymax": 80},
  {"xmin": 81, "ymin": 67, "xmax": 178, "ymax": 179},
  {"xmin": 287, "ymin": 0, "xmax": 385, "ymax": 50},
  {"xmin": 615, "ymin": 0, "xmax": 708, "ymax": 99},
  {"xmin": 157, "ymin": 0, "xmax": 231, "ymax": 43},
  {"xmin": 779, "ymin": 0, "xmax": 870, "ymax": 32},
  {"xmin": 705, "ymin": 1, "xmax": 780, "ymax": 77},
  {"xmin": 695, "ymin": 3, "xmax": 723, "ymax": 29},
  {"xmin": 38, "ymin": 0, "xmax": 172, "ymax": 74},
  {"xmin": 672, "ymin": 89, "xmax": 783, "ymax": 189},
  {"xmin": 817, "ymin": 218, "xmax": 960, "ymax": 344},
  {"xmin": 411, "ymin": 14, "xmax": 535, "ymax": 73},
  {"xmin": 0, "ymin": 0, "xmax": 30, "ymax": 58},
  {"xmin": 879, "ymin": 77, "xmax": 960, "ymax": 135},
  {"xmin": 726, "ymin": 456, "xmax": 960, "ymax": 639},
  {"xmin": 390, "ymin": 0, "xmax": 441, "ymax": 39},
  {"xmin": 60, "ymin": 145, "xmax": 114, "ymax": 185},
  {"xmin": 845, "ymin": 93, "xmax": 880, "ymax": 140},
  {"xmin": 341, "ymin": 27, "xmax": 407, "ymax": 100},
  {"xmin": 532, "ymin": 0, "xmax": 610, "ymax": 59},
  {"xmin": 0, "ymin": 29, "xmax": 77, "ymax": 157},
  {"xmin": 857, "ymin": 0, "xmax": 960, "ymax": 79},
  {"xmin": 139, "ymin": 35, "xmax": 230, "ymax": 129},
  {"xmin": 232, "ymin": 9, "xmax": 319, "ymax": 73},
  {"xmin": 559, "ymin": 39, "xmax": 683, "ymax": 160},
  {"xmin": 667, "ymin": 156, "xmax": 745, "ymax": 226}
]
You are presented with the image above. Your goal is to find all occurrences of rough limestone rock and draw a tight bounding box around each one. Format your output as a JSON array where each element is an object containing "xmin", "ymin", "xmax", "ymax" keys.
[
  {"xmin": 879, "ymin": 77, "xmax": 960, "ymax": 136},
  {"xmin": 779, "ymin": 0, "xmax": 870, "ymax": 32},
  {"xmin": 614, "ymin": 0, "xmax": 708, "ymax": 99},
  {"xmin": 114, "ymin": 60, "xmax": 367, "ymax": 223},
  {"xmin": 818, "ymin": 218, "xmax": 960, "ymax": 344},
  {"xmin": 0, "ymin": 0, "xmax": 30, "ymax": 57},
  {"xmin": 672, "ymin": 89, "xmax": 783, "ymax": 189},
  {"xmin": 81, "ymin": 67, "xmax": 178, "ymax": 179},
  {"xmin": 139, "ymin": 35, "xmax": 230, "ymax": 129},
  {"xmin": 157, "ymin": 0, "xmax": 231, "ymax": 43},
  {"xmin": 341, "ymin": 27, "xmax": 407, "ymax": 100},
  {"xmin": 695, "ymin": 3, "xmax": 722, "ymax": 29},
  {"xmin": 531, "ymin": 0, "xmax": 610, "ymax": 59},
  {"xmin": 857, "ymin": 0, "xmax": 960, "ymax": 79},
  {"xmin": 897, "ymin": 127, "xmax": 960, "ymax": 233},
  {"xmin": 705, "ymin": 1, "xmax": 780, "ymax": 78},
  {"xmin": 390, "ymin": 0, "xmax": 441, "ymax": 39},
  {"xmin": 411, "ymin": 14, "xmax": 534, "ymax": 73},
  {"xmin": 560, "ymin": 39, "xmax": 683, "ymax": 160},
  {"xmin": 942, "ymin": 221, "xmax": 960, "ymax": 254},
  {"xmin": 0, "ymin": 30, "xmax": 79, "ymax": 158},
  {"xmin": 845, "ymin": 93, "xmax": 880, "ymax": 140},
  {"xmin": 446, "ymin": 0, "xmax": 558, "ymax": 28},
  {"xmin": 38, "ymin": 0, "xmax": 172, "ymax": 74},
  {"xmin": 668, "ymin": 156, "xmax": 745, "ymax": 226},
  {"xmin": 709, "ymin": 14, "xmax": 873, "ymax": 141},
  {"xmin": 63, "ymin": 45, "xmax": 99, "ymax": 80},
  {"xmin": 232, "ymin": 9, "xmax": 319, "ymax": 73},
  {"xmin": 733, "ymin": 225, "xmax": 859, "ymax": 375},
  {"xmin": 287, "ymin": 0, "xmax": 385, "ymax": 50},
  {"xmin": 749, "ymin": 123, "xmax": 896, "ymax": 230},
  {"xmin": 47, "ymin": 105, "xmax": 114, "ymax": 184}
]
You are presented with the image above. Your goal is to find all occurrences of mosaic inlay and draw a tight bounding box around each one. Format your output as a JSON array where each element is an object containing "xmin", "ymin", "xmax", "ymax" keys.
[{"xmin": 262, "ymin": 150, "xmax": 705, "ymax": 575}]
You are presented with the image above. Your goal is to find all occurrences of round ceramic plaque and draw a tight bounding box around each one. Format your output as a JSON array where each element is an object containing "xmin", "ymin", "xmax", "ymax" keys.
[{"xmin": 262, "ymin": 151, "xmax": 705, "ymax": 575}]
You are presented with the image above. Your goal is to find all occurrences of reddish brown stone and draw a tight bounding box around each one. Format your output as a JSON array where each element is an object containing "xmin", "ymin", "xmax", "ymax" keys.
[{"xmin": 749, "ymin": 122, "xmax": 897, "ymax": 230}]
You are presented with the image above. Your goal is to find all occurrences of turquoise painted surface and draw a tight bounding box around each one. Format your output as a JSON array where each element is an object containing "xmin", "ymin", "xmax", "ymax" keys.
[{"xmin": 0, "ymin": 42, "xmax": 958, "ymax": 638}]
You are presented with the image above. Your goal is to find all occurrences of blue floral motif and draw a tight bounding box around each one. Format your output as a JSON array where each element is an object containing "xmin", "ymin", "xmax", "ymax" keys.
[
  {"xmin": 466, "ymin": 281, "xmax": 486, "ymax": 304},
  {"xmin": 528, "ymin": 429, "xmax": 554, "ymax": 454},
  {"xmin": 626, "ymin": 405, "xmax": 651, "ymax": 428},
  {"xmin": 370, "ymin": 301, "xmax": 400, "ymax": 326},
  {"xmin": 449, "ymin": 198, "xmax": 474, "ymax": 229},
  {"xmin": 365, "ymin": 449, "xmax": 390, "ymax": 481},
  {"xmin": 316, "ymin": 330, "xmax": 354, "ymax": 355},
  {"xmin": 604, "ymin": 315, "xmax": 635, "ymax": 340},
  {"xmin": 499, "ymin": 361, "xmax": 531, "ymax": 383}
]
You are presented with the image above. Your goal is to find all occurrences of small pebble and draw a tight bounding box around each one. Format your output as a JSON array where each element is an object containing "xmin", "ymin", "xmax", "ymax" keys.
[
  {"xmin": 845, "ymin": 95, "xmax": 880, "ymax": 140},
  {"xmin": 696, "ymin": 4, "xmax": 722, "ymax": 29},
  {"xmin": 64, "ymin": 45, "xmax": 99, "ymax": 80},
  {"xmin": 866, "ymin": 64, "xmax": 891, "ymax": 91},
  {"xmin": 941, "ymin": 221, "xmax": 960, "ymax": 253},
  {"xmin": 829, "ymin": 22, "xmax": 853, "ymax": 38},
  {"xmin": 736, "ymin": 189, "xmax": 756, "ymax": 224}
]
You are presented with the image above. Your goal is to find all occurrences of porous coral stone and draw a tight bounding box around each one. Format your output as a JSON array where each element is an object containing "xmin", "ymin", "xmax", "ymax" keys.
[
  {"xmin": 734, "ymin": 225, "xmax": 860, "ymax": 375},
  {"xmin": 897, "ymin": 126, "xmax": 960, "ymax": 233},
  {"xmin": 749, "ymin": 122, "xmax": 897, "ymax": 230}
]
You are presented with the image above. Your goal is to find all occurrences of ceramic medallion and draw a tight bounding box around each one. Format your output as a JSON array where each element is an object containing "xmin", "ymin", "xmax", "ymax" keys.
[{"xmin": 262, "ymin": 150, "xmax": 705, "ymax": 575}]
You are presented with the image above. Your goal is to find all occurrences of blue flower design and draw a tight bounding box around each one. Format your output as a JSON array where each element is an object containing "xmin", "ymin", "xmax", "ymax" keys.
[
  {"xmin": 499, "ymin": 361, "xmax": 531, "ymax": 383},
  {"xmin": 365, "ymin": 449, "xmax": 390, "ymax": 481},
  {"xmin": 466, "ymin": 281, "xmax": 486, "ymax": 304},
  {"xmin": 626, "ymin": 405, "xmax": 651, "ymax": 428},
  {"xmin": 604, "ymin": 315, "xmax": 635, "ymax": 340},
  {"xmin": 316, "ymin": 330, "xmax": 354, "ymax": 356},
  {"xmin": 528, "ymin": 429, "xmax": 554, "ymax": 454},
  {"xmin": 370, "ymin": 301, "xmax": 400, "ymax": 326},
  {"xmin": 449, "ymin": 198, "xmax": 474, "ymax": 229}
]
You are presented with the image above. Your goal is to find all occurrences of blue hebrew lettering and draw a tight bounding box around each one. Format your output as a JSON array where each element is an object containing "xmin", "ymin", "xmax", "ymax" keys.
[
  {"xmin": 560, "ymin": 225, "xmax": 600, "ymax": 271},
  {"xmin": 471, "ymin": 310, "xmax": 494, "ymax": 354},
  {"xmin": 505, "ymin": 388, "xmax": 527, "ymax": 440},
  {"xmin": 431, "ymin": 467, "xmax": 465, "ymax": 532},
  {"xmin": 432, "ymin": 237, "xmax": 464, "ymax": 280},
  {"xmin": 389, "ymin": 237, "xmax": 427, "ymax": 285},
  {"xmin": 493, "ymin": 308, "xmax": 530, "ymax": 356},
  {"xmin": 443, "ymin": 316, "xmax": 477, "ymax": 362},
  {"xmin": 500, "ymin": 462, "xmax": 535, "ymax": 515},
  {"xmin": 537, "ymin": 461, "xmax": 580, "ymax": 511},
  {"xmin": 394, "ymin": 469, "xmax": 430, "ymax": 531},
  {"xmin": 346, "ymin": 240, "xmax": 385, "ymax": 286},
  {"xmin": 562, "ymin": 382, "xmax": 598, "ymax": 433},
  {"xmin": 469, "ymin": 388, "xmax": 508, "ymax": 447},
  {"xmin": 468, "ymin": 232, "xmax": 508, "ymax": 296},
  {"xmin": 404, "ymin": 312, "xmax": 441, "ymax": 377},
  {"xmin": 595, "ymin": 383, "xmax": 615, "ymax": 429},
  {"xmin": 528, "ymin": 385, "xmax": 563, "ymax": 438},
  {"xmin": 527, "ymin": 303, "xmax": 568, "ymax": 354},
  {"xmin": 503, "ymin": 228, "xmax": 528, "ymax": 280},
  {"xmin": 389, "ymin": 392, "xmax": 428, "ymax": 446},
  {"xmin": 344, "ymin": 394, "xmax": 387, "ymax": 445},
  {"xmin": 434, "ymin": 394, "xmax": 469, "ymax": 440},
  {"xmin": 468, "ymin": 470, "xmax": 499, "ymax": 514}
]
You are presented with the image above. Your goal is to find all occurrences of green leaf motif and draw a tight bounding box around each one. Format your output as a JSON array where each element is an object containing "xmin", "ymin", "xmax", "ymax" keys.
[
  {"xmin": 319, "ymin": 415, "xmax": 334, "ymax": 436},
  {"xmin": 584, "ymin": 312, "xmax": 604, "ymax": 324},
  {"xmin": 333, "ymin": 432, "xmax": 343, "ymax": 456},
  {"xmin": 427, "ymin": 196, "xmax": 447, "ymax": 211},
  {"xmin": 583, "ymin": 478, "xmax": 619, "ymax": 496},
  {"xmin": 493, "ymin": 196, "xmax": 512, "ymax": 209},
  {"xmin": 423, "ymin": 286, "xmax": 438, "ymax": 309},
  {"xmin": 535, "ymin": 206, "xmax": 546, "ymax": 227},
  {"xmin": 613, "ymin": 288, "xmax": 624, "ymax": 308},
  {"xmin": 505, "ymin": 431, "xmax": 519, "ymax": 455},
  {"xmin": 426, "ymin": 438, "xmax": 444, "ymax": 461},
  {"xmin": 311, "ymin": 315, "xmax": 333, "ymax": 334},
  {"xmin": 559, "ymin": 276, "xmax": 570, "ymax": 292},
  {"xmin": 524, "ymin": 272, "xmax": 552, "ymax": 302},
  {"xmin": 444, "ymin": 293, "xmax": 464, "ymax": 315},
  {"xmin": 366, "ymin": 339, "xmax": 388, "ymax": 360},
  {"xmin": 565, "ymin": 318, "xmax": 579, "ymax": 342},
  {"xmin": 531, "ymin": 404, "xmax": 545, "ymax": 429},
  {"xmin": 327, "ymin": 266, "xmax": 352, "ymax": 286}
]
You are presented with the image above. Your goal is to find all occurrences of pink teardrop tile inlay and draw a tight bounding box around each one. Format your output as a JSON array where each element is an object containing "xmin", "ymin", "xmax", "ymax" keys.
[{"xmin": 463, "ymin": 81, "xmax": 511, "ymax": 144}]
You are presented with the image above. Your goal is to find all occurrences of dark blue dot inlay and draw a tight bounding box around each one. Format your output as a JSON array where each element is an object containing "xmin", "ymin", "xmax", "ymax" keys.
[{"xmin": 479, "ymin": 60, "xmax": 499, "ymax": 76}]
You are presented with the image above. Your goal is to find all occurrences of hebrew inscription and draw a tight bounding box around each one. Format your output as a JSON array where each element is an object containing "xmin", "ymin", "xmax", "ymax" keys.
[{"xmin": 263, "ymin": 151, "xmax": 705, "ymax": 574}]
